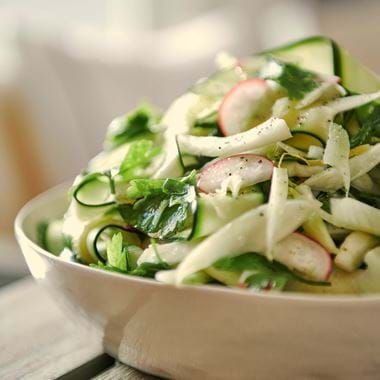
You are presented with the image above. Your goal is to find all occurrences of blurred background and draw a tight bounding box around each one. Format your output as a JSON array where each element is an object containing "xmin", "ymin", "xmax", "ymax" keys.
[{"xmin": 0, "ymin": 0, "xmax": 379, "ymax": 286}]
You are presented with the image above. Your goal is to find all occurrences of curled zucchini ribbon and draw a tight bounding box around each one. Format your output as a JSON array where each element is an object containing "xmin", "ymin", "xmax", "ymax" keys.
[
  {"xmin": 92, "ymin": 224, "xmax": 141, "ymax": 263},
  {"xmin": 73, "ymin": 172, "xmax": 116, "ymax": 208}
]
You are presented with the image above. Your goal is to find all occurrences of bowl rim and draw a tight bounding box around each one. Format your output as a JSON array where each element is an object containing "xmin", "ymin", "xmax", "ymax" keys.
[{"xmin": 15, "ymin": 182, "xmax": 380, "ymax": 304}]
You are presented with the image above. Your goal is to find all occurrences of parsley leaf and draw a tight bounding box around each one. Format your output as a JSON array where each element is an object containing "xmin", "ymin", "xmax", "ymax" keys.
[
  {"xmin": 259, "ymin": 57, "xmax": 319, "ymax": 100},
  {"xmin": 105, "ymin": 103, "xmax": 161, "ymax": 150},
  {"xmin": 119, "ymin": 173, "xmax": 196, "ymax": 240},
  {"xmin": 213, "ymin": 253, "xmax": 330, "ymax": 291},
  {"xmin": 350, "ymin": 106, "xmax": 380, "ymax": 148},
  {"xmin": 213, "ymin": 253, "xmax": 291, "ymax": 290},
  {"xmin": 106, "ymin": 232, "xmax": 128, "ymax": 271},
  {"xmin": 130, "ymin": 261, "xmax": 171, "ymax": 278},
  {"xmin": 90, "ymin": 236, "xmax": 171, "ymax": 278},
  {"xmin": 119, "ymin": 140, "xmax": 161, "ymax": 181},
  {"xmin": 89, "ymin": 262, "xmax": 127, "ymax": 274}
]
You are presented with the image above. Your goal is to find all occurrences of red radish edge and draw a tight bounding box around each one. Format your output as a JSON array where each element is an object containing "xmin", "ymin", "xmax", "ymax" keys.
[
  {"xmin": 290, "ymin": 232, "xmax": 333, "ymax": 281},
  {"xmin": 218, "ymin": 78, "xmax": 268, "ymax": 136},
  {"xmin": 197, "ymin": 153, "xmax": 273, "ymax": 193}
]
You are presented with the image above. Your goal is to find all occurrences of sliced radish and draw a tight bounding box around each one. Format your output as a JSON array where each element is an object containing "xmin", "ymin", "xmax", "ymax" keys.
[
  {"xmin": 197, "ymin": 154, "xmax": 273, "ymax": 193},
  {"xmin": 218, "ymin": 79, "xmax": 272, "ymax": 136},
  {"xmin": 273, "ymin": 232, "xmax": 332, "ymax": 281}
]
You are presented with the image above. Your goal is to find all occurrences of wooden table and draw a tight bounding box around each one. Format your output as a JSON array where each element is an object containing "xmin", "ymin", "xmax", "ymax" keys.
[{"xmin": 0, "ymin": 277, "xmax": 157, "ymax": 379}]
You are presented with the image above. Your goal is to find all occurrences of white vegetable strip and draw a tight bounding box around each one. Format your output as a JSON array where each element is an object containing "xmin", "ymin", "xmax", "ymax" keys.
[
  {"xmin": 137, "ymin": 241, "xmax": 198, "ymax": 266},
  {"xmin": 352, "ymin": 174, "xmax": 380, "ymax": 195},
  {"xmin": 177, "ymin": 117, "xmax": 291, "ymax": 157},
  {"xmin": 295, "ymin": 184, "xmax": 338, "ymax": 254},
  {"xmin": 305, "ymin": 143, "xmax": 380, "ymax": 191},
  {"xmin": 155, "ymin": 269, "xmax": 178, "ymax": 284},
  {"xmin": 296, "ymin": 82, "xmax": 335, "ymax": 109},
  {"xmin": 323, "ymin": 124, "xmax": 350, "ymax": 195},
  {"xmin": 272, "ymin": 97, "xmax": 290, "ymax": 118},
  {"xmin": 293, "ymin": 92, "xmax": 380, "ymax": 144},
  {"xmin": 330, "ymin": 198, "xmax": 380, "ymax": 236},
  {"xmin": 303, "ymin": 167, "xmax": 342, "ymax": 191},
  {"xmin": 335, "ymin": 232, "xmax": 379, "ymax": 272},
  {"xmin": 307, "ymin": 145, "xmax": 324, "ymax": 159},
  {"xmin": 266, "ymin": 168, "xmax": 288, "ymax": 260},
  {"xmin": 175, "ymin": 200, "xmax": 316, "ymax": 284},
  {"xmin": 154, "ymin": 93, "xmax": 199, "ymax": 179},
  {"xmin": 350, "ymin": 143, "xmax": 380, "ymax": 180},
  {"xmin": 326, "ymin": 91, "xmax": 380, "ymax": 115},
  {"xmin": 281, "ymin": 162, "xmax": 324, "ymax": 178},
  {"xmin": 277, "ymin": 142, "xmax": 306, "ymax": 157}
]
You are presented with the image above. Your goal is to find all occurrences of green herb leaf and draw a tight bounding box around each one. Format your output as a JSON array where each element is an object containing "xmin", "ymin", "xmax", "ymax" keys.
[
  {"xmin": 126, "ymin": 171, "xmax": 196, "ymax": 199},
  {"xmin": 191, "ymin": 110, "xmax": 222, "ymax": 137},
  {"xmin": 130, "ymin": 261, "xmax": 171, "ymax": 278},
  {"xmin": 213, "ymin": 253, "xmax": 291, "ymax": 290},
  {"xmin": 350, "ymin": 106, "xmax": 380, "ymax": 148},
  {"xmin": 126, "ymin": 178, "xmax": 167, "ymax": 199},
  {"xmin": 106, "ymin": 232, "xmax": 128, "ymax": 271},
  {"xmin": 119, "ymin": 139, "xmax": 161, "ymax": 181},
  {"xmin": 213, "ymin": 252, "xmax": 330, "ymax": 291},
  {"xmin": 89, "ymin": 262, "xmax": 126, "ymax": 274},
  {"xmin": 105, "ymin": 103, "xmax": 161, "ymax": 150},
  {"xmin": 119, "ymin": 173, "xmax": 196, "ymax": 240},
  {"xmin": 259, "ymin": 57, "xmax": 319, "ymax": 100},
  {"xmin": 91, "ymin": 260, "xmax": 170, "ymax": 278},
  {"xmin": 37, "ymin": 221, "xmax": 49, "ymax": 251}
]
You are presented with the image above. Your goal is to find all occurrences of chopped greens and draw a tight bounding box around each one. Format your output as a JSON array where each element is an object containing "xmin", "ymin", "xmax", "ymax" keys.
[
  {"xmin": 192, "ymin": 111, "xmax": 221, "ymax": 137},
  {"xmin": 119, "ymin": 139, "xmax": 161, "ymax": 181},
  {"xmin": 37, "ymin": 221, "xmax": 49, "ymax": 251},
  {"xmin": 130, "ymin": 261, "xmax": 171, "ymax": 278},
  {"xmin": 350, "ymin": 106, "xmax": 380, "ymax": 148},
  {"xmin": 213, "ymin": 253, "xmax": 330, "ymax": 291},
  {"xmin": 105, "ymin": 103, "xmax": 161, "ymax": 150},
  {"xmin": 106, "ymin": 233, "xmax": 128, "ymax": 271},
  {"xmin": 55, "ymin": 39, "xmax": 380, "ymax": 295},
  {"xmin": 259, "ymin": 57, "xmax": 319, "ymax": 100},
  {"xmin": 91, "ymin": 233, "xmax": 170, "ymax": 277},
  {"xmin": 119, "ymin": 173, "xmax": 196, "ymax": 240}
]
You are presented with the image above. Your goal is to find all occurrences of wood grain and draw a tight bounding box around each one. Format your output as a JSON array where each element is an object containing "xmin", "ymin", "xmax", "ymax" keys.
[
  {"xmin": 0, "ymin": 278, "xmax": 103, "ymax": 379},
  {"xmin": 0, "ymin": 278, "xmax": 157, "ymax": 379},
  {"xmin": 95, "ymin": 362, "xmax": 157, "ymax": 380}
]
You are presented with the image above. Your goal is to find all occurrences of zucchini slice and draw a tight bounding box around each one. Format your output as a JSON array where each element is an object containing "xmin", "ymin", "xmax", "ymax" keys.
[
  {"xmin": 244, "ymin": 36, "xmax": 380, "ymax": 94},
  {"xmin": 90, "ymin": 224, "xmax": 142, "ymax": 263},
  {"xmin": 37, "ymin": 219, "xmax": 65, "ymax": 256},
  {"xmin": 242, "ymin": 36, "xmax": 335, "ymax": 77},
  {"xmin": 190, "ymin": 192, "xmax": 264, "ymax": 240},
  {"xmin": 73, "ymin": 173, "xmax": 115, "ymax": 208},
  {"xmin": 286, "ymin": 131, "xmax": 325, "ymax": 151}
]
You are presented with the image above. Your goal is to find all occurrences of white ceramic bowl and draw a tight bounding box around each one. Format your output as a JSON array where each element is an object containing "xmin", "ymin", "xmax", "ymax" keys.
[{"xmin": 15, "ymin": 184, "xmax": 380, "ymax": 379}]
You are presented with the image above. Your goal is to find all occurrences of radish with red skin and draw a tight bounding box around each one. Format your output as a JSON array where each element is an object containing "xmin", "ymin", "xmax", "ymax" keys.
[
  {"xmin": 273, "ymin": 232, "xmax": 332, "ymax": 282},
  {"xmin": 218, "ymin": 79, "xmax": 274, "ymax": 136},
  {"xmin": 197, "ymin": 154, "xmax": 273, "ymax": 193}
]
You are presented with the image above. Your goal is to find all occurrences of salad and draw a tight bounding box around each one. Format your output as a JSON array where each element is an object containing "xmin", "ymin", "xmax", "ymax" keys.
[{"xmin": 39, "ymin": 36, "xmax": 380, "ymax": 294}]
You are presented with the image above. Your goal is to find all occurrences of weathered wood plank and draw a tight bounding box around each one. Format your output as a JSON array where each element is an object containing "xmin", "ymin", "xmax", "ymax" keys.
[
  {"xmin": 94, "ymin": 362, "xmax": 157, "ymax": 380},
  {"xmin": 0, "ymin": 278, "xmax": 104, "ymax": 380}
]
